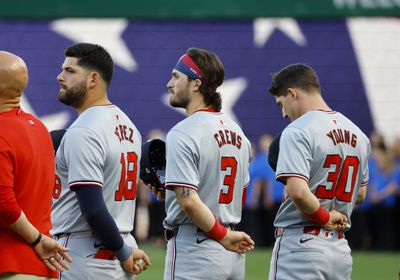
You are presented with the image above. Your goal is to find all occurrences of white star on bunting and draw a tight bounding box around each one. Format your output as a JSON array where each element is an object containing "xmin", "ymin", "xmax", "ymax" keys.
[
  {"xmin": 253, "ymin": 18, "xmax": 307, "ymax": 47},
  {"xmin": 50, "ymin": 19, "xmax": 137, "ymax": 72}
]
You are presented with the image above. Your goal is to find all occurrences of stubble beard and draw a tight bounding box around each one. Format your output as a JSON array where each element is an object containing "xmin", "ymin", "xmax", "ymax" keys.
[
  {"xmin": 169, "ymin": 86, "xmax": 190, "ymax": 109},
  {"xmin": 58, "ymin": 81, "xmax": 88, "ymax": 109}
]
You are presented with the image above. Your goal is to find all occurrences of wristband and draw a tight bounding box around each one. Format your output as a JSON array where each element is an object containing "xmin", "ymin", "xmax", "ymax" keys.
[
  {"xmin": 206, "ymin": 220, "xmax": 228, "ymax": 241},
  {"xmin": 30, "ymin": 232, "xmax": 42, "ymax": 247},
  {"xmin": 304, "ymin": 206, "xmax": 330, "ymax": 226},
  {"xmin": 116, "ymin": 242, "xmax": 131, "ymax": 262}
]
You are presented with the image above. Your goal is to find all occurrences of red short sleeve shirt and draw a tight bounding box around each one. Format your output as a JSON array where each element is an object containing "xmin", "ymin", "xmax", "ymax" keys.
[{"xmin": 0, "ymin": 108, "xmax": 57, "ymax": 277}]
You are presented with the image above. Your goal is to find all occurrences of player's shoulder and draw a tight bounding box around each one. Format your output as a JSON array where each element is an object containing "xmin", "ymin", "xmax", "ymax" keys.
[
  {"xmin": 74, "ymin": 105, "xmax": 114, "ymax": 123},
  {"xmin": 72, "ymin": 105, "xmax": 132, "ymax": 128},
  {"xmin": 290, "ymin": 110, "xmax": 329, "ymax": 128},
  {"xmin": 281, "ymin": 110, "xmax": 330, "ymax": 141},
  {"xmin": 171, "ymin": 110, "xmax": 243, "ymax": 136},
  {"xmin": 169, "ymin": 111, "xmax": 208, "ymax": 133},
  {"xmin": 335, "ymin": 112, "xmax": 370, "ymax": 141},
  {"xmin": 0, "ymin": 110, "xmax": 48, "ymax": 140}
]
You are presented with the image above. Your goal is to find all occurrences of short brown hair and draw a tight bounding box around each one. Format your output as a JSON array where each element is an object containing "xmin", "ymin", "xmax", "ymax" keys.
[{"xmin": 269, "ymin": 63, "xmax": 320, "ymax": 97}]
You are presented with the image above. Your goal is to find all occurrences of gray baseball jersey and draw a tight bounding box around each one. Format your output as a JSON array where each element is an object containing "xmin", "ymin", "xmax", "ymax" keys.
[
  {"xmin": 269, "ymin": 110, "xmax": 370, "ymax": 280},
  {"xmin": 52, "ymin": 105, "xmax": 142, "ymax": 235},
  {"xmin": 274, "ymin": 110, "xmax": 370, "ymax": 228},
  {"xmin": 163, "ymin": 109, "xmax": 251, "ymax": 229},
  {"xmin": 162, "ymin": 109, "xmax": 251, "ymax": 280}
]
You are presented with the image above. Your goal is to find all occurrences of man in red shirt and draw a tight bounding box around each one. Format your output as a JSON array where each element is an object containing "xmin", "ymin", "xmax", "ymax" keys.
[{"xmin": 0, "ymin": 51, "xmax": 72, "ymax": 279}]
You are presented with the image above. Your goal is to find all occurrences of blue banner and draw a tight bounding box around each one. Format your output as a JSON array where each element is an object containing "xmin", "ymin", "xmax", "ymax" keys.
[{"xmin": 0, "ymin": 19, "xmax": 376, "ymax": 142}]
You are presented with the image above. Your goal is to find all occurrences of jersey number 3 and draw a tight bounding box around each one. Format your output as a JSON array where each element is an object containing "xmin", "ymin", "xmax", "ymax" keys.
[
  {"xmin": 115, "ymin": 152, "xmax": 138, "ymax": 201},
  {"xmin": 219, "ymin": 157, "xmax": 238, "ymax": 204},
  {"xmin": 316, "ymin": 154, "xmax": 360, "ymax": 202}
]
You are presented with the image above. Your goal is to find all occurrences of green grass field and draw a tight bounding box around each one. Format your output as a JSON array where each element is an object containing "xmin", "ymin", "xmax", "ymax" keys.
[{"xmin": 137, "ymin": 245, "xmax": 400, "ymax": 280}]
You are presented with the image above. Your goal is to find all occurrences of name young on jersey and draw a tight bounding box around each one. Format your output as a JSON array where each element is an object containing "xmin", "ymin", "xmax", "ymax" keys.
[
  {"xmin": 326, "ymin": 128, "xmax": 357, "ymax": 147},
  {"xmin": 214, "ymin": 129, "xmax": 242, "ymax": 149}
]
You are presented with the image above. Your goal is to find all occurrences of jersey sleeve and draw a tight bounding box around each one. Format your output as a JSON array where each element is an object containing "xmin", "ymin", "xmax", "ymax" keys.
[
  {"xmin": 276, "ymin": 126, "xmax": 311, "ymax": 183},
  {"xmin": 360, "ymin": 141, "xmax": 371, "ymax": 187},
  {"xmin": 165, "ymin": 129, "xmax": 200, "ymax": 191},
  {"xmin": 62, "ymin": 127, "xmax": 106, "ymax": 188},
  {"xmin": 244, "ymin": 138, "xmax": 252, "ymax": 186}
]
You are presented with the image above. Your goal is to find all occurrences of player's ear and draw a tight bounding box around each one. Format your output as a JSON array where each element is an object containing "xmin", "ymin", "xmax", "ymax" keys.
[
  {"xmin": 192, "ymin": 79, "xmax": 201, "ymax": 91},
  {"xmin": 287, "ymin": 88, "xmax": 297, "ymax": 99},
  {"xmin": 88, "ymin": 72, "xmax": 100, "ymax": 89}
]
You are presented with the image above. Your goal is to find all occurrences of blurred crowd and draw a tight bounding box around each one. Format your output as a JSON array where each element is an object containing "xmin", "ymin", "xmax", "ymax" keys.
[
  {"xmin": 347, "ymin": 132, "xmax": 400, "ymax": 251},
  {"xmin": 134, "ymin": 129, "xmax": 400, "ymax": 251}
]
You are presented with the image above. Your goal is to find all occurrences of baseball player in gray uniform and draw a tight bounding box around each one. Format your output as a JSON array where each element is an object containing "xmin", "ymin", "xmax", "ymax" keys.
[
  {"xmin": 267, "ymin": 64, "xmax": 370, "ymax": 280},
  {"xmin": 51, "ymin": 43, "xmax": 150, "ymax": 280},
  {"xmin": 153, "ymin": 48, "xmax": 255, "ymax": 280}
]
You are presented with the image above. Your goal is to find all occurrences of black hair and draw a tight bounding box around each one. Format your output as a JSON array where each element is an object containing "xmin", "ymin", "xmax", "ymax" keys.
[{"xmin": 65, "ymin": 43, "xmax": 114, "ymax": 86}]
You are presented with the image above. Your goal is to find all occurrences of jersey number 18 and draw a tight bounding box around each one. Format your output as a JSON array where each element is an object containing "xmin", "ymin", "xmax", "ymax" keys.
[{"xmin": 115, "ymin": 152, "xmax": 138, "ymax": 201}]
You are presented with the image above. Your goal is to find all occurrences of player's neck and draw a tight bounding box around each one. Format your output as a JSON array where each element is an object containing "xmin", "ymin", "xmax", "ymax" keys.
[
  {"xmin": 303, "ymin": 95, "xmax": 331, "ymax": 114},
  {"xmin": 76, "ymin": 93, "xmax": 112, "ymax": 114},
  {"xmin": 186, "ymin": 98, "xmax": 208, "ymax": 116},
  {"xmin": 0, "ymin": 96, "xmax": 21, "ymax": 113}
]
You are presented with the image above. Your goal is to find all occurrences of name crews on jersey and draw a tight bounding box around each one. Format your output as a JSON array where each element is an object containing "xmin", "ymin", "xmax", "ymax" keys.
[{"xmin": 148, "ymin": 48, "xmax": 255, "ymax": 280}]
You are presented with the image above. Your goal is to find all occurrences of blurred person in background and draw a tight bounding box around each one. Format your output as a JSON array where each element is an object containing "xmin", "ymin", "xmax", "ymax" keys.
[
  {"xmin": 236, "ymin": 142, "xmax": 266, "ymax": 246},
  {"xmin": 262, "ymin": 134, "xmax": 285, "ymax": 248},
  {"xmin": 254, "ymin": 133, "xmax": 277, "ymax": 247},
  {"xmin": 346, "ymin": 131, "xmax": 384, "ymax": 250},
  {"xmin": 368, "ymin": 136, "xmax": 399, "ymax": 250},
  {"xmin": 237, "ymin": 133, "xmax": 281, "ymax": 247},
  {"xmin": 391, "ymin": 135, "xmax": 400, "ymax": 250}
]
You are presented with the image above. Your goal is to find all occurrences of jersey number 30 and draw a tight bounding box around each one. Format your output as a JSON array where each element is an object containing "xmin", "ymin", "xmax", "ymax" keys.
[
  {"xmin": 316, "ymin": 155, "xmax": 360, "ymax": 202},
  {"xmin": 115, "ymin": 152, "xmax": 138, "ymax": 201}
]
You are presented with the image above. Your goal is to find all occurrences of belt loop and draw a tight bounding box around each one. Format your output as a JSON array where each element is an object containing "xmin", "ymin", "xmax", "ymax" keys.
[
  {"xmin": 164, "ymin": 227, "xmax": 179, "ymax": 242},
  {"xmin": 54, "ymin": 232, "xmax": 71, "ymax": 240}
]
